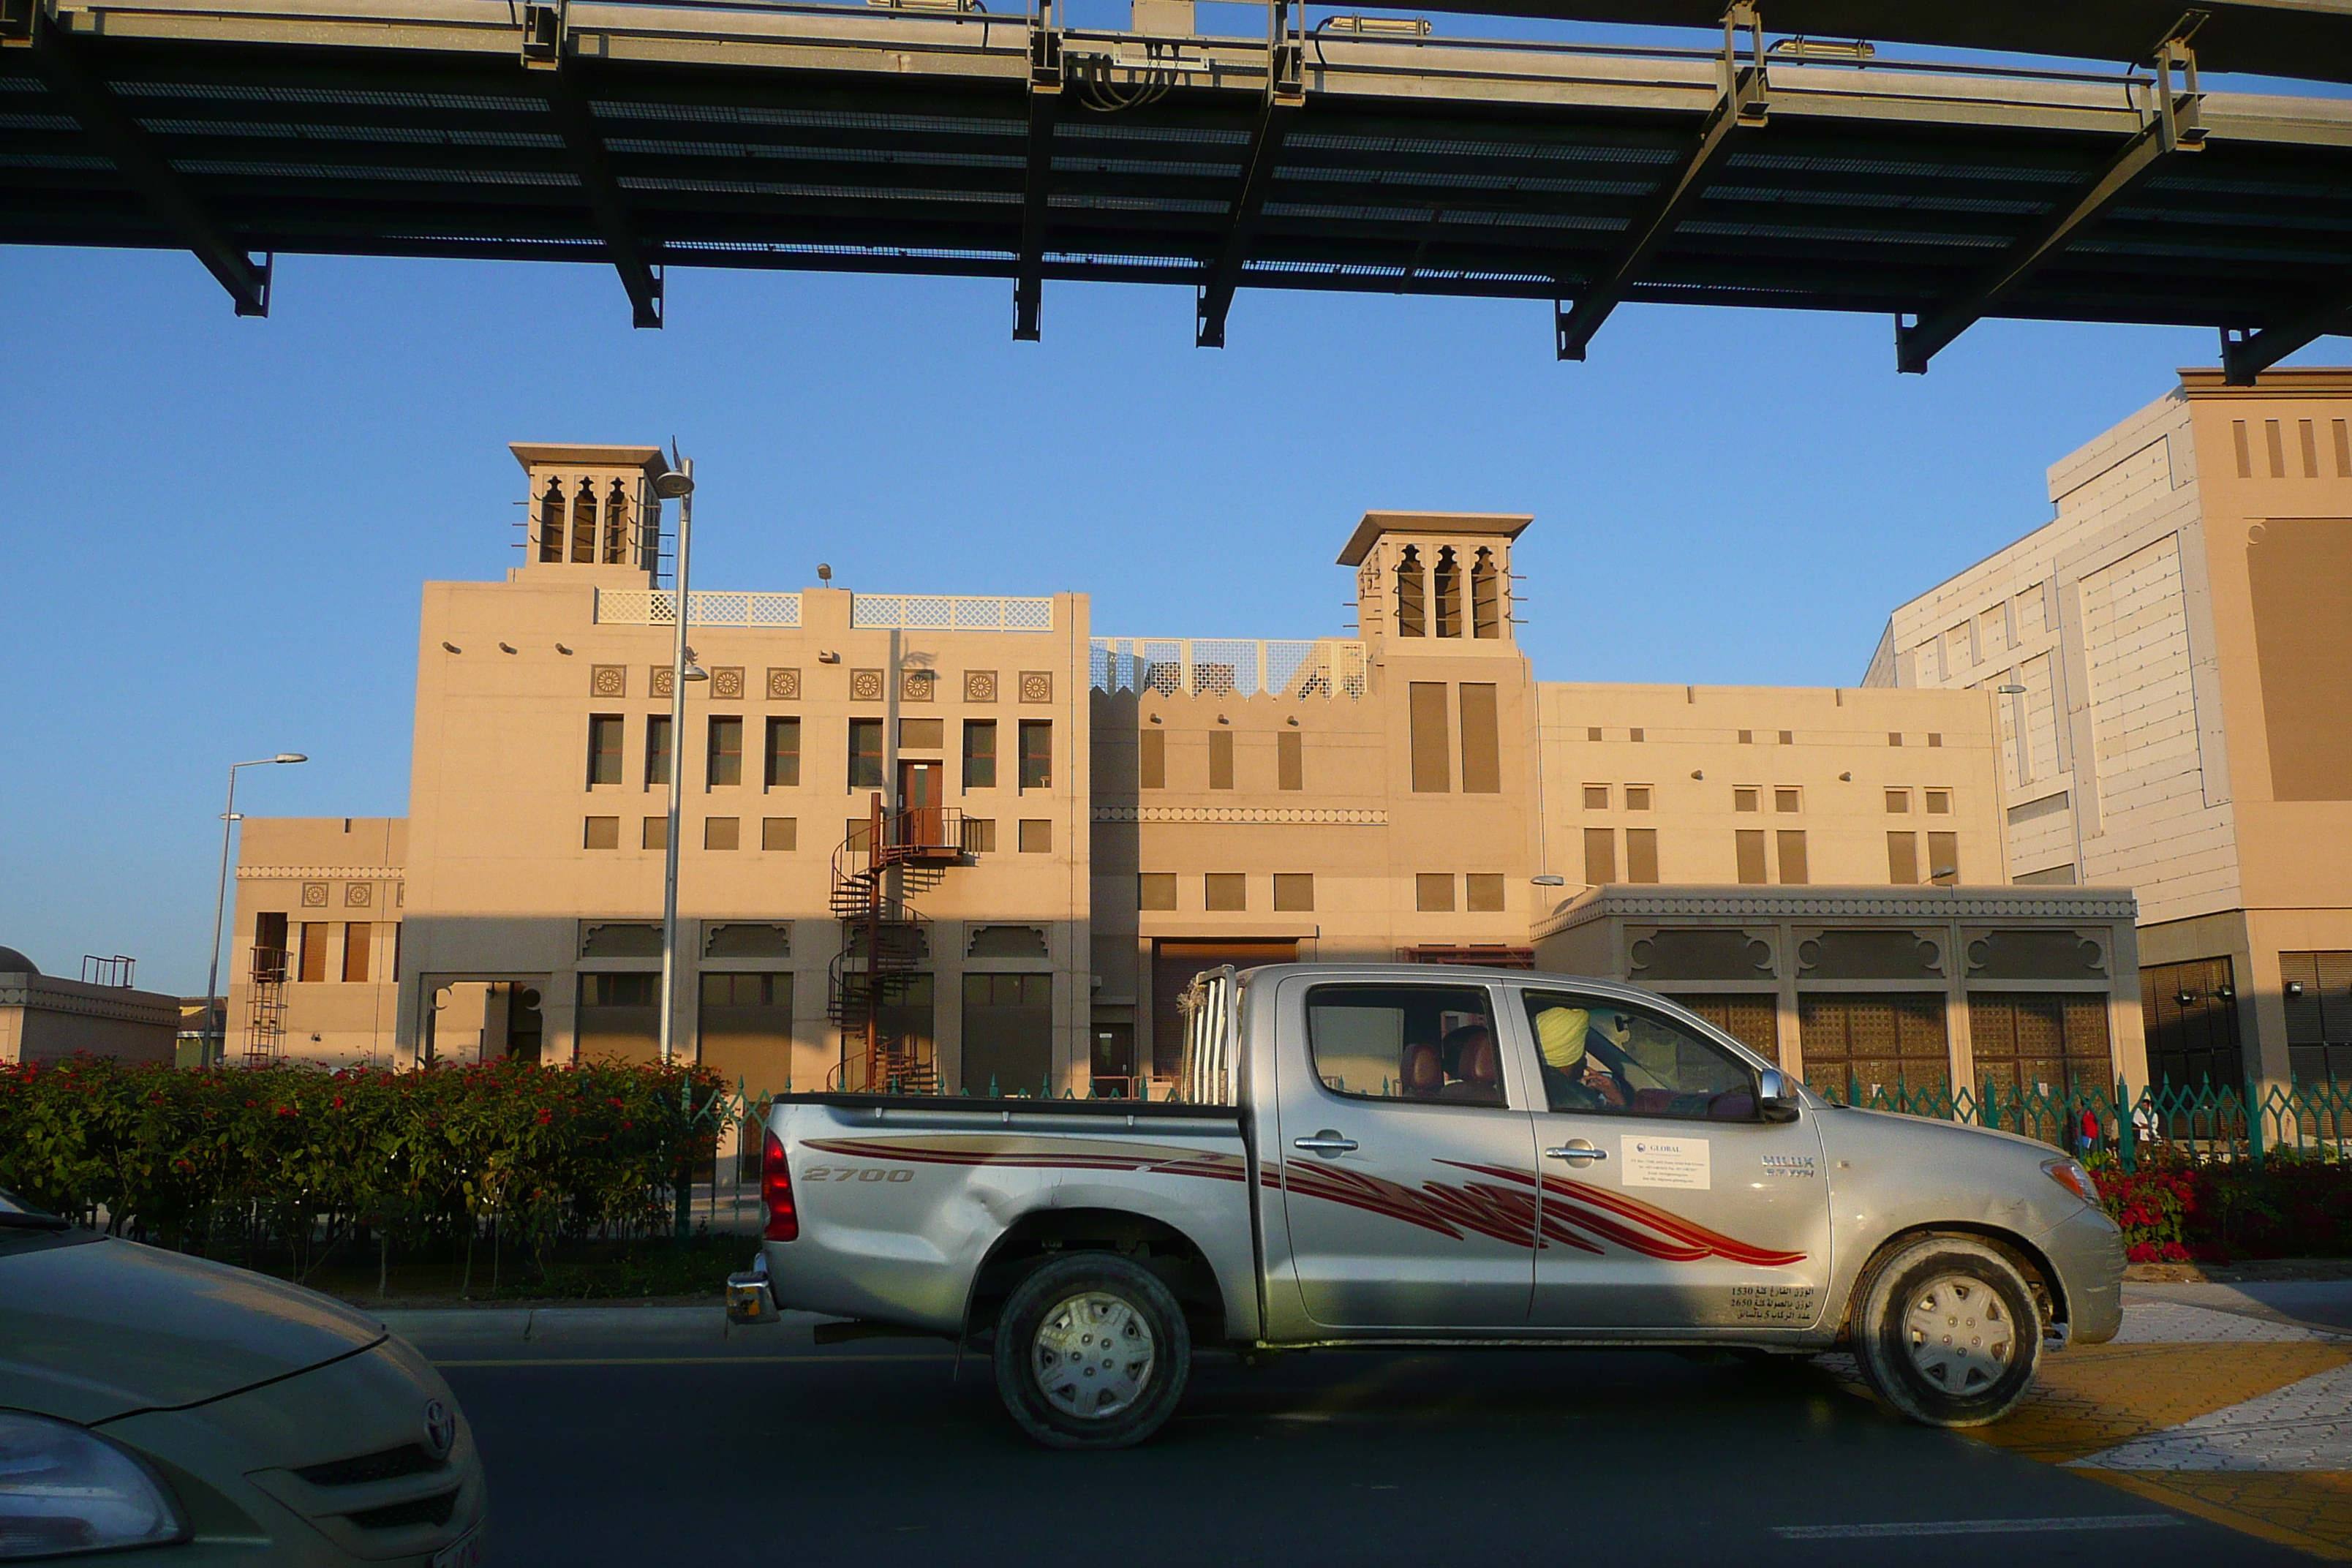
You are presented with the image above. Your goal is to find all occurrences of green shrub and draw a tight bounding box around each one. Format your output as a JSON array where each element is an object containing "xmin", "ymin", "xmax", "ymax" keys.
[{"xmin": 0, "ymin": 1056, "xmax": 728, "ymax": 1264}]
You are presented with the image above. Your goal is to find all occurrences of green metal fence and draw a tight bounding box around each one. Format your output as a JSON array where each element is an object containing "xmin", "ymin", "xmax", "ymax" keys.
[{"xmin": 1817, "ymin": 1077, "xmax": 2352, "ymax": 1171}]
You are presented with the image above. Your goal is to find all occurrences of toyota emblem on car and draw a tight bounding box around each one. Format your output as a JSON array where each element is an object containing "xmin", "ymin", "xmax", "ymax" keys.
[{"xmin": 424, "ymin": 1398, "xmax": 456, "ymax": 1459}]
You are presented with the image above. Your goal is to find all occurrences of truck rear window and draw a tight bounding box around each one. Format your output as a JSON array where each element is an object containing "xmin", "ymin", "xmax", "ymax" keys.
[{"xmin": 1305, "ymin": 984, "xmax": 1503, "ymax": 1106}]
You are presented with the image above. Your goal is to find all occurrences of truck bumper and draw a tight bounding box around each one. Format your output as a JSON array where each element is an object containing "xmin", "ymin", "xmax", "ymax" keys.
[{"xmin": 2037, "ymin": 1202, "xmax": 2126, "ymax": 1346}]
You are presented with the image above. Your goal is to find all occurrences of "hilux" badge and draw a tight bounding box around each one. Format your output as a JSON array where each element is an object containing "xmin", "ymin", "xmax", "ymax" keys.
[{"xmin": 1760, "ymin": 1154, "xmax": 1818, "ymax": 1177}]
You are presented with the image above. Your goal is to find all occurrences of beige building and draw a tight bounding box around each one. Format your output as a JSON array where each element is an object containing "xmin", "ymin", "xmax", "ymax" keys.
[
  {"xmin": 225, "ymin": 438, "xmax": 2155, "ymax": 1101},
  {"xmin": 1874, "ymin": 369, "xmax": 2352, "ymax": 1090},
  {"xmin": 1, "ymin": 947, "xmax": 178, "ymax": 1066}
]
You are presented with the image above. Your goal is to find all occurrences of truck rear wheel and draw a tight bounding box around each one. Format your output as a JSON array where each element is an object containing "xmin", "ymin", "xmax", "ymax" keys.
[
  {"xmin": 1851, "ymin": 1235, "xmax": 2043, "ymax": 1428},
  {"xmin": 992, "ymin": 1253, "xmax": 1191, "ymax": 1450}
]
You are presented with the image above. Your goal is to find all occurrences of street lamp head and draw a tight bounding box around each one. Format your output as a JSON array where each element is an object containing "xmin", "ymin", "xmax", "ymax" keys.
[
  {"xmin": 275, "ymin": 753, "xmax": 308, "ymax": 764},
  {"xmin": 652, "ymin": 470, "xmax": 695, "ymax": 500},
  {"xmin": 682, "ymin": 664, "xmax": 710, "ymax": 682}
]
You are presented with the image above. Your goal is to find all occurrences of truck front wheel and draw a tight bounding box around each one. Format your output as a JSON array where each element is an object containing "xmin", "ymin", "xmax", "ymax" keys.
[
  {"xmin": 992, "ymin": 1253, "xmax": 1191, "ymax": 1450},
  {"xmin": 1851, "ymin": 1235, "xmax": 2043, "ymax": 1428}
]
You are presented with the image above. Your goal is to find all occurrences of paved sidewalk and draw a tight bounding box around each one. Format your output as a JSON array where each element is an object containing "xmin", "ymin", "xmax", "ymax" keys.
[{"xmin": 1970, "ymin": 1285, "xmax": 2352, "ymax": 1560}]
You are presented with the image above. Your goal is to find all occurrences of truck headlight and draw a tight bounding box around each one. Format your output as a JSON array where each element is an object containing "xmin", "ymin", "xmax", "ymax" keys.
[
  {"xmin": 0, "ymin": 1412, "xmax": 187, "ymax": 1558},
  {"xmin": 2042, "ymin": 1156, "xmax": 2097, "ymax": 1205}
]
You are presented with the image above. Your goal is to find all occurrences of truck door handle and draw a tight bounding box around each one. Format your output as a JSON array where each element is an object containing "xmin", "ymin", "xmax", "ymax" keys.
[
  {"xmin": 1545, "ymin": 1142, "xmax": 1607, "ymax": 1164},
  {"xmin": 1294, "ymin": 1132, "xmax": 1358, "ymax": 1155}
]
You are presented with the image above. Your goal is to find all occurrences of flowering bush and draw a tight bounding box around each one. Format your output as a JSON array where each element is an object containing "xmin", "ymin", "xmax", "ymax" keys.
[
  {"xmin": 2092, "ymin": 1150, "xmax": 2352, "ymax": 1263},
  {"xmin": 0, "ymin": 1056, "xmax": 727, "ymax": 1266}
]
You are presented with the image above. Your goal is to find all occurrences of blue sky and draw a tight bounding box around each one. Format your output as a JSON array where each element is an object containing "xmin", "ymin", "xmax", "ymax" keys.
[{"xmin": 1, "ymin": 27, "xmax": 2342, "ymax": 989}]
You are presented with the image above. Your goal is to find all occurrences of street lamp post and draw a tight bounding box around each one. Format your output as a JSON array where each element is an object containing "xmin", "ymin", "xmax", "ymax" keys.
[
  {"xmin": 651, "ymin": 459, "xmax": 703, "ymax": 1068},
  {"xmin": 205, "ymin": 753, "xmax": 307, "ymax": 1066}
]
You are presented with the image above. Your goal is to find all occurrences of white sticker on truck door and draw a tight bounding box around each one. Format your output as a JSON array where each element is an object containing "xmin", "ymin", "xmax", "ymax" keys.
[{"xmin": 1620, "ymin": 1135, "xmax": 1709, "ymax": 1190}]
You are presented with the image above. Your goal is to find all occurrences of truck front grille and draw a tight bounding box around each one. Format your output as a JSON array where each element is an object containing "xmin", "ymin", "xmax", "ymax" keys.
[
  {"xmin": 345, "ymin": 1490, "xmax": 459, "ymax": 1531},
  {"xmin": 293, "ymin": 1443, "xmax": 442, "ymax": 1488}
]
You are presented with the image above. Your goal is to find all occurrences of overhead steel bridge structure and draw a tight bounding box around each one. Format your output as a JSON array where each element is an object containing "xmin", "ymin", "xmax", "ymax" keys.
[{"xmin": 2, "ymin": 0, "xmax": 2349, "ymax": 377}]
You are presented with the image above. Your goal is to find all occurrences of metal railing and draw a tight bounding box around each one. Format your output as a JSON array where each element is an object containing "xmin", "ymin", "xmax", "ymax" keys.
[
  {"xmin": 1817, "ymin": 1076, "xmax": 2352, "ymax": 1170},
  {"xmin": 1092, "ymin": 637, "xmax": 1369, "ymax": 699}
]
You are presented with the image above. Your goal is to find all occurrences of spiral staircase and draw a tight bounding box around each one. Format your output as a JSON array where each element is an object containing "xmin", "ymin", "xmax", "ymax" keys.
[{"xmin": 826, "ymin": 792, "xmax": 973, "ymax": 1093}]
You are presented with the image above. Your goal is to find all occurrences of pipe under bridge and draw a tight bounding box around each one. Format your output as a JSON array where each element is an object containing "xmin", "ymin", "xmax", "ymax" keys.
[{"xmin": 2, "ymin": 0, "xmax": 2348, "ymax": 377}]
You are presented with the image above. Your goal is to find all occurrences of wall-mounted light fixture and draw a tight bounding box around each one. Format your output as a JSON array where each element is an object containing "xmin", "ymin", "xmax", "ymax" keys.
[
  {"xmin": 818, "ymin": 651, "xmax": 842, "ymax": 664},
  {"xmin": 2287, "ymin": 979, "xmax": 2306, "ymax": 997},
  {"xmin": 1531, "ymin": 875, "xmax": 1567, "ymax": 886},
  {"xmin": 2176, "ymin": 990, "xmax": 2198, "ymax": 1006},
  {"xmin": 442, "ymin": 641, "xmax": 461, "ymax": 653},
  {"xmin": 1995, "ymin": 684, "xmax": 2027, "ymax": 695}
]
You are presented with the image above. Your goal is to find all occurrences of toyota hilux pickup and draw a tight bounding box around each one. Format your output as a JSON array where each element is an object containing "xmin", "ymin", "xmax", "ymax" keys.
[{"xmin": 731, "ymin": 963, "xmax": 2124, "ymax": 1448}]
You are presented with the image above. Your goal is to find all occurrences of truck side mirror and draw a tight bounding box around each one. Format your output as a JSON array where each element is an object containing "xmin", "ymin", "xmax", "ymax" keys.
[{"xmin": 1757, "ymin": 1068, "xmax": 1801, "ymax": 1123}]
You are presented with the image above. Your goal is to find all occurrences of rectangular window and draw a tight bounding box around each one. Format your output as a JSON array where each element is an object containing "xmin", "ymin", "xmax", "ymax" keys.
[
  {"xmin": 584, "ymin": 815, "xmax": 619, "ymax": 850},
  {"xmin": 764, "ymin": 718, "xmax": 800, "ymax": 788},
  {"xmin": 1459, "ymin": 682, "xmax": 1501, "ymax": 793},
  {"xmin": 645, "ymin": 715, "xmax": 672, "ymax": 787},
  {"xmin": 848, "ymin": 719, "xmax": 884, "ymax": 788},
  {"xmin": 1776, "ymin": 829, "xmax": 1809, "ymax": 885},
  {"xmin": 2336, "ymin": 419, "xmax": 2351, "ymax": 478},
  {"xmin": 1415, "ymin": 873, "xmax": 1454, "ymax": 912},
  {"xmin": 845, "ymin": 817, "xmax": 870, "ymax": 854},
  {"xmin": 1735, "ymin": 830, "xmax": 1767, "ymax": 884},
  {"xmin": 1888, "ymin": 732, "xmax": 1904, "ymax": 747},
  {"xmin": 1019, "ymin": 721, "xmax": 1052, "ymax": 789},
  {"xmin": 1734, "ymin": 787, "xmax": 1759, "ymax": 813},
  {"xmin": 1888, "ymin": 831, "xmax": 1918, "ymax": 884},
  {"xmin": 706, "ymin": 717, "xmax": 742, "ymax": 788},
  {"xmin": 964, "ymin": 720, "xmax": 998, "ymax": 789},
  {"xmin": 761, "ymin": 817, "xmax": 796, "ymax": 851},
  {"xmin": 2266, "ymin": 418, "xmax": 2287, "ymax": 478},
  {"xmin": 1139, "ymin": 872, "xmax": 1177, "ymax": 911},
  {"xmin": 1138, "ymin": 729, "xmax": 1164, "ymax": 790},
  {"xmin": 1629, "ymin": 728, "xmax": 1644, "ymax": 743},
  {"xmin": 1625, "ymin": 829, "xmax": 1659, "ymax": 883},
  {"xmin": 1018, "ymin": 818, "xmax": 1052, "ymax": 853},
  {"xmin": 1207, "ymin": 730, "xmax": 1235, "ymax": 790},
  {"xmin": 962, "ymin": 973, "xmax": 1053, "ymax": 1098},
  {"xmin": 342, "ymin": 923, "xmax": 371, "ymax": 983},
  {"xmin": 1583, "ymin": 784, "xmax": 1610, "ymax": 810},
  {"xmin": 1465, "ymin": 872, "xmax": 1505, "ymax": 912},
  {"xmin": 1586, "ymin": 727, "xmax": 1602, "ymax": 742},
  {"xmin": 1737, "ymin": 730, "xmax": 1752, "ymax": 745},
  {"xmin": 1774, "ymin": 787, "xmax": 1801, "ymax": 813},
  {"xmin": 1274, "ymin": 873, "xmax": 1316, "ymax": 912},
  {"xmin": 298, "ymin": 922, "xmax": 328, "ymax": 983},
  {"xmin": 1205, "ymin": 872, "xmax": 1248, "ymax": 911},
  {"xmin": 587, "ymin": 715, "xmax": 624, "ymax": 786},
  {"xmin": 1777, "ymin": 729, "xmax": 1793, "ymax": 745},
  {"xmin": 962, "ymin": 818, "xmax": 997, "ymax": 853},
  {"xmin": 1308, "ymin": 982, "xmax": 1499, "ymax": 1104},
  {"xmin": 2300, "ymin": 419, "xmax": 2319, "ymax": 478},
  {"xmin": 1278, "ymin": 731, "xmax": 1303, "ymax": 791},
  {"xmin": 641, "ymin": 815, "xmax": 669, "ymax": 851},
  {"xmin": 704, "ymin": 816, "xmax": 739, "ymax": 851},
  {"xmin": 1928, "ymin": 733, "xmax": 1943, "ymax": 748},
  {"xmin": 1925, "ymin": 789, "xmax": 1951, "ymax": 814},
  {"xmin": 1625, "ymin": 785, "xmax": 1651, "ymax": 811},
  {"xmin": 1583, "ymin": 827, "xmax": 1616, "ymax": 885},
  {"xmin": 899, "ymin": 718, "xmax": 943, "ymax": 751},
  {"xmin": 1927, "ymin": 832, "xmax": 1959, "ymax": 885},
  {"xmin": 1885, "ymin": 788, "xmax": 1910, "ymax": 813},
  {"xmin": 1409, "ymin": 682, "xmax": 1450, "ymax": 792},
  {"xmin": 2234, "ymin": 418, "xmax": 2253, "ymax": 478}
]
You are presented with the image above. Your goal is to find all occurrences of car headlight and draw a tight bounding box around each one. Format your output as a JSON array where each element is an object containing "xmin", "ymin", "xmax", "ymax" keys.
[{"xmin": 0, "ymin": 1412, "xmax": 186, "ymax": 1559}]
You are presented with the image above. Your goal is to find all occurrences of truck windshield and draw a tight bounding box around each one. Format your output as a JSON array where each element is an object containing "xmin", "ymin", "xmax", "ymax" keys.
[{"xmin": 1306, "ymin": 984, "xmax": 1501, "ymax": 1106}]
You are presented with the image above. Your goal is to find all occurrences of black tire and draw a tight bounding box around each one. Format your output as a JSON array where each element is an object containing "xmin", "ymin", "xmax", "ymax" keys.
[
  {"xmin": 1850, "ymin": 1235, "xmax": 2043, "ymax": 1427},
  {"xmin": 992, "ymin": 1253, "xmax": 1191, "ymax": 1450}
]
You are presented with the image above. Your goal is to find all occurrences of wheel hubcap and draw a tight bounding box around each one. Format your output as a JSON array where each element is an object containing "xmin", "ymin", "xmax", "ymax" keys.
[
  {"xmin": 1032, "ymin": 1292, "xmax": 1156, "ymax": 1420},
  {"xmin": 1902, "ymin": 1273, "xmax": 2017, "ymax": 1393}
]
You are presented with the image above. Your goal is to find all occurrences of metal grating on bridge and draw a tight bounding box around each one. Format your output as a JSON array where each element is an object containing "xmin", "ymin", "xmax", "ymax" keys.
[{"xmin": 1, "ymin": 0, "xmax": 2348, "ymax": 374}]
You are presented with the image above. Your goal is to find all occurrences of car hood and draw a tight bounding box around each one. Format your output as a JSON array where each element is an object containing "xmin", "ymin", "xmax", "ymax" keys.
[{"xmin": 0, "ymin": 1235, "xmax": 386, "ymax": 1424}]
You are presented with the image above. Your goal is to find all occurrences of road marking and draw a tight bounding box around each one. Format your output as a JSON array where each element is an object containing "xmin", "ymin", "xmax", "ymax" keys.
[
  {"xmin": 431, "ymin": 1352, "xmax": 954, "ymax": 1367},
  {"xmin": 1772, "ymin": 1515, "xmax": 2185, "ymax": 1539}
]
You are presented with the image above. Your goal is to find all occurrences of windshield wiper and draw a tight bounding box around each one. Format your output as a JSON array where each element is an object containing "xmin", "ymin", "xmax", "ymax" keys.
[{"xmin": 0, "ymin": 1211, "xmax": 72, "ymax": 1232}]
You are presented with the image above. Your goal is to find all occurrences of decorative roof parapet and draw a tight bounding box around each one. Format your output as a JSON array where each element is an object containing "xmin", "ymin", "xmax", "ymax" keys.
[
  {"xmin": 1534, "ymin": 883, "xmax": 2139, "ymax": 938},
  {"xmin": 237, "ymin": 866, "xmax": 406, "ymax": 881},
  {"xmin": 1093, "ymin": 806, "xmax": 1387, "ymax": 826}
]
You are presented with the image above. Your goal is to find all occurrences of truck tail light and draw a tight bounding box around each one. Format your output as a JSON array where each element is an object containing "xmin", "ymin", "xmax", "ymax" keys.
[{"xmin": 761, "ymin": 1128, "xmax": 798, "ymax": 1242}]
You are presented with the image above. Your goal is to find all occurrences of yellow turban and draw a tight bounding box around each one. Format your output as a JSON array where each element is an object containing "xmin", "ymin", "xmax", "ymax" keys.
[{"xmin": 1536, "ymin": 1007, "xmax": 1591, "ymax": 1071}]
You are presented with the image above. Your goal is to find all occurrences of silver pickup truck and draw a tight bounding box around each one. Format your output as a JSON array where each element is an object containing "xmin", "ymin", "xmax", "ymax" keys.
[{"xmin": 734, "ymin": 963, "xmax": 2124, "ymax": 1448}]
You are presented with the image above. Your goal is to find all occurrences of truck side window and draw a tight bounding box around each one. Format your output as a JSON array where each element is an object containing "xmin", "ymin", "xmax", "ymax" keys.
[
  {"xmin": 1524, "ymin": 993, "xmax": 1756, "ymax": 1121},
  {"xmin": 1307, "ymin": 984, "xmax": 1504, "ymax": 1107}
]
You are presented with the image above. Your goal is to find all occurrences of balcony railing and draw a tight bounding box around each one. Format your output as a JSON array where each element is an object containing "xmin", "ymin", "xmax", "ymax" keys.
[
  {"xmin": 851, "ymin": 595, "xmax": 1053, "ymax": 632},
  {"xmin": 596, "ymin": 589, "xmax": 802, "ymax": 627},
  {"xmin": 1092, "ymin": 638, "xmax": 1368, "ymax": 700}
]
